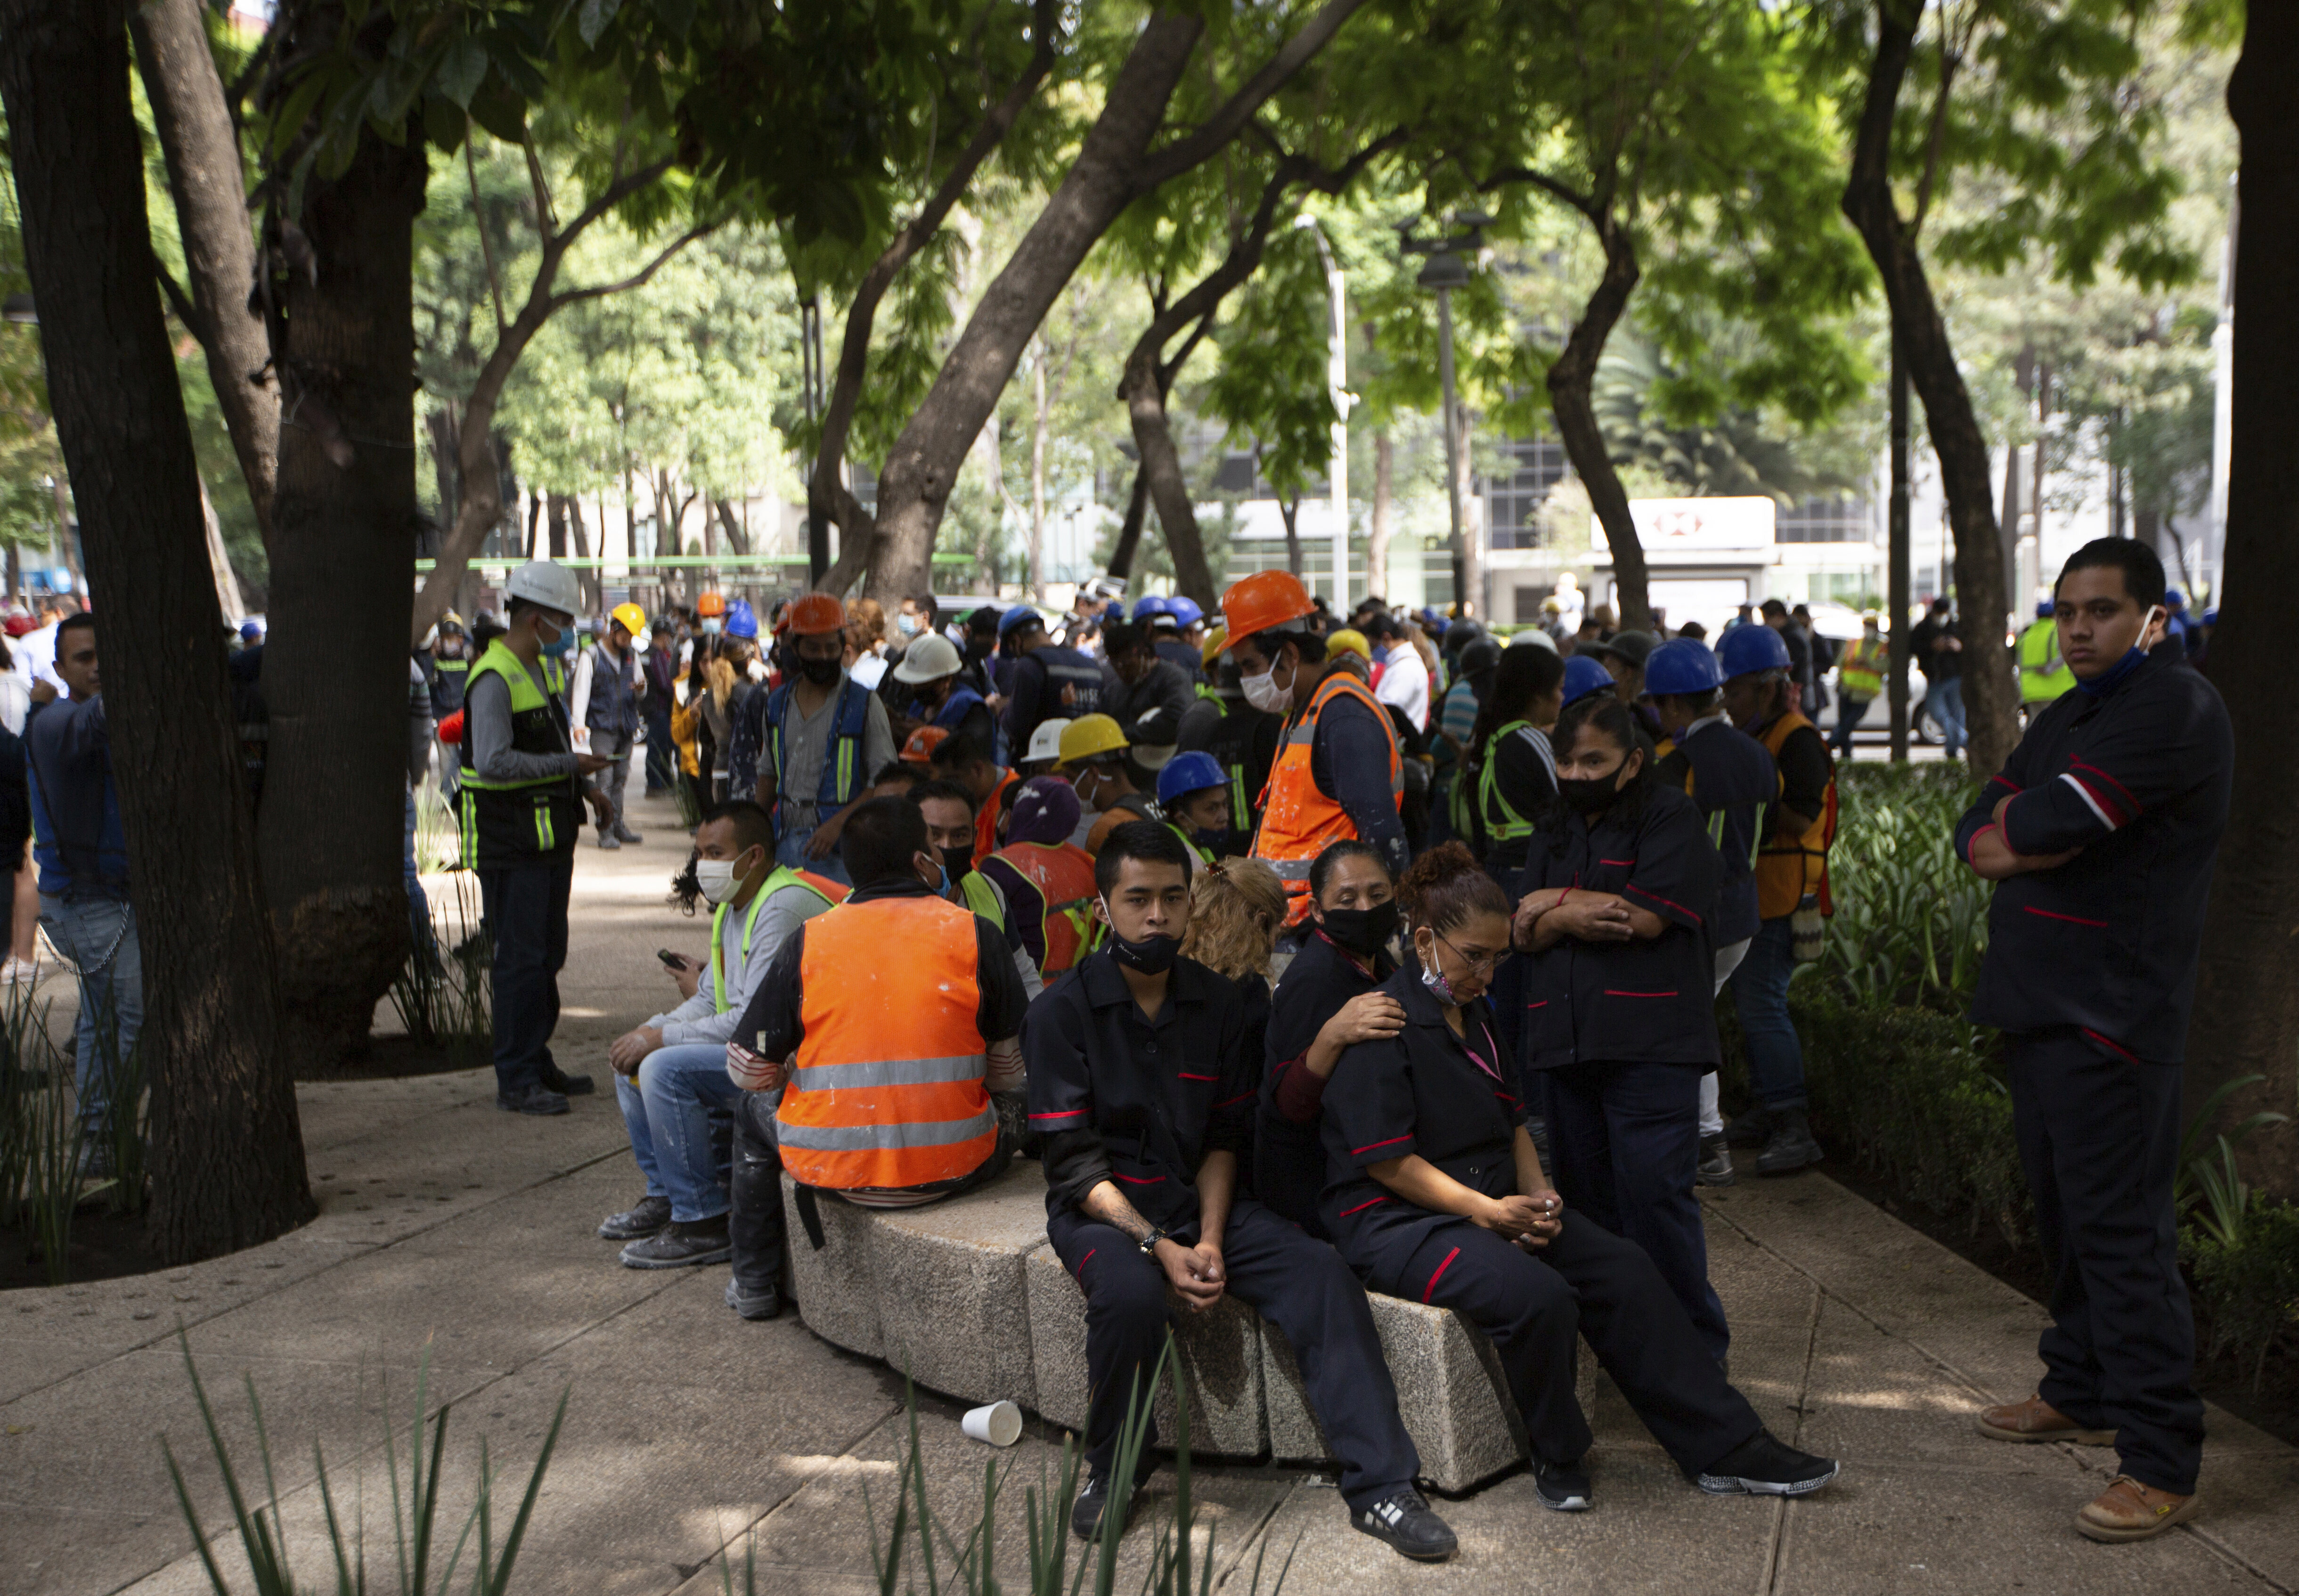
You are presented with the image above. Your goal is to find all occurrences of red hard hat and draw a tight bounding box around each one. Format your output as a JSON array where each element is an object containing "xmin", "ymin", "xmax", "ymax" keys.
[
  {"xmin": 787, "ymin": 593, "xmax": 845, "ymax": 636},
  {"xmin": 1220, "ymin": 570, "xmax": 1315, "ymax": 647}
]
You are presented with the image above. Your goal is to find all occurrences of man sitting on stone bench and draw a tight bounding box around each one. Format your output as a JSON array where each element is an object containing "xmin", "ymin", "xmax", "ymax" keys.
[
  {"xmin": 721, "ymin": 795, "xmax": 1029, "ymax": 1320},
  {"xmin": 1024, "ymin": 821, "xmax": 1458, "ymax": 1562}
]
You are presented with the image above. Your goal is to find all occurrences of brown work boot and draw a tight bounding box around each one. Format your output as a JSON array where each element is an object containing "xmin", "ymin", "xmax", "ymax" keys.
[
  {"xmin": 2076, "ymin": 1475, "xmax": 2199, "ymax": 1543},
  {"xmin": 1975, "ymin": 1394, "xmax": 2115, "ymax": 1446}
]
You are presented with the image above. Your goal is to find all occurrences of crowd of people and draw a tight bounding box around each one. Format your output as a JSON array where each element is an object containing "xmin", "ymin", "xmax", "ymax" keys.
[{"xmin": 411, "ymin": 532, "xmax": 2226, "ymax": 1559}]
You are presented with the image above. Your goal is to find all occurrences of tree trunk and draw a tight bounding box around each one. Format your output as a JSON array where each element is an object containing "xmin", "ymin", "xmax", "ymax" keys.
[
  {"xmin": 1279, "ymin": 494, "xmax": 1304, "ymax": 577},
  {"xmin": 1545, "ymin": 223, "xmax": 1650, "ymax": 632},
  {"xmin": 425, "ymin": 404, "xmax": 460, "ymax": 533},
  {"xmin": 863, "ymin": 0, "xmax": 1368, "ymax": 601},
  {"xmin": 1108, "ymin": 464, "xmax": 1150, "ymax": 580},
  {"xmin": 2188, "ymin": 0, "xmax": 2299, "ymax": 1198},
  {"xmin": 129, "ymin": 0, "xmax": 279, "ymax": 541},
  {"xmin": 1888, "ymin": 333, "xmax": 1911, "ymax": 761},
  {"xmin": 714, "ymin": 497, "xmax": 749, "ymax": 555},
  {"xmin": 0, "ymin": 0, "xmax": 313, "ymax": 1260},
  {"xmin": 569, "ymin": 494, "xmax": 598, "ymax": 610},
  {"xmin": 1029, "ymin": 346, "xmax": 1049, "ymax": 600},
  {"xmin": 1842, "ymin": 1, "xmax": 2017, "ymax": 776},
  {"xmin": 1122, "ymin": 360, "xmax": 1218, "ymax": 607},
  {"xmin": 257, "ymin": 111, "xmax": 424, "ymax": 1068},
  {"xmin": 1370, "ymin": 427, "xmax": 1393, "ymax": 599},
  {"xmin": 546, "ymin": 491, "xmax": 569, "ymax": 559}
]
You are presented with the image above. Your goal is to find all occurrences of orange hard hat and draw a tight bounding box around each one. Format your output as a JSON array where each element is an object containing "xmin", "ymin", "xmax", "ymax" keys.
[
  {"xmin": 1220, "ymin": 570, "xmax": 1315, "ymax": 647},
  {"xmin": 697, "ymin": 591, "xmax": 727, "ymax": 617},
  {"xmin": 787, "ymin": 593, "xmax": 845, "ymax": 635},
  {"xmin": 900, "ymin": 725, "xmax": 951, "ymax": 765}
]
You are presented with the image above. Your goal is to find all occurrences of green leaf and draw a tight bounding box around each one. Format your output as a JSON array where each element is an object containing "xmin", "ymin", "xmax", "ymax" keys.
[
  {"xmin": 578, "ymin": 0, "xmax": 624, "ymax": 49},
  {"xmin": 435, "ymin": 38, "xmax": 489, "ymax": 110},
  {"xmin": 422, "ymin": 95, "xmax": 469, "ymax": 156},
  {"xmin": 466, "ymin": 79, "xmax": 529, "ymax": 144}
]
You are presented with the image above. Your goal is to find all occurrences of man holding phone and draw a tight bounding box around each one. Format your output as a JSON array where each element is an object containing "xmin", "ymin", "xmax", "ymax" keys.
[{"xmin": 598, "ymin": 800, "xmax": 845, "ymax": 1277}]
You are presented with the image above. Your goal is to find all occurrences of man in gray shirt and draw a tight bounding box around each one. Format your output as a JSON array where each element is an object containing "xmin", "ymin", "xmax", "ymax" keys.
[
  {"xmin": 599, "ymin": 800, "xmax": 842, "ymax": 1274},
  {"xmin": 752, "ymin": 593, "xmax": 896, "ymax": 885}
]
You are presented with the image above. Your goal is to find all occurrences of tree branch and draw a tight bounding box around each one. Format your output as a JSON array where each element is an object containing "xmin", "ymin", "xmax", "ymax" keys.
[
  {"xmin": 155, "ymin": 261, "xmax": 206, "ymax": 345},
  {"xmin": 1130, "ymin": 0, "xmax": 1374, "ymax": 190},
  {"xmin": 1481, "ymin": 163, "xmax": 1599, "ymax": 220},
  {"xmin": 466, "ymin": 135, "xmax": 507, "ymax": 336},
  {"xmin": 545, "ymin": 221, "xmax": 720, "ymax": 314}
]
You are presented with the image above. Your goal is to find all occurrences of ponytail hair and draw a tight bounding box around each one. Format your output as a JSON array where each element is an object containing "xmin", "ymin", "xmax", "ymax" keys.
[
  {"xmin": 1395, "ymin": 839, "xmax": 1510, "ymax": 938},
  {"xmin": 1462, "ymin": 644, "xmax": 1565, "ymax": 790}
]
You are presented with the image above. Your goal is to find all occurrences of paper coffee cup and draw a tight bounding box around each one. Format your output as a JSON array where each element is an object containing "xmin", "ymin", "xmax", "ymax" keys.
[{"xmin": 962, "ymin": 1400, "xmax": 1023, "ymax": 1448}]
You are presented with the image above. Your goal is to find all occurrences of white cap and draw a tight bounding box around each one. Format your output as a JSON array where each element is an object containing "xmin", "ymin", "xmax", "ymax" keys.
[
  {"xmin": 890, "ymin": 632, "xmax": 962, "ymax": 684},
  {"xmin": 1025, "ymin": 717, "xmax": 1072, "ymax": 763},
  {"xmin": 1507, "ymin": 627, "xmax": 1559, "ymax": 653},
  {"xmin": 503, "ymin": 560, "xmax": 582, "ymax": 617}
]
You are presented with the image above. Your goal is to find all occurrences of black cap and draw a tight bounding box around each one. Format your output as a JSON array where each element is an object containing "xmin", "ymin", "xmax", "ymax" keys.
[{"xmin": 1583, "ymin": 629, "xmax": 1658, "ymax": 668}]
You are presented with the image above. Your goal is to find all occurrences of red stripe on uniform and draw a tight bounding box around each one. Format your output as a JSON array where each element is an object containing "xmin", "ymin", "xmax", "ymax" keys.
[
  {"xmin": 1213, "ymin": 1092, "xmax": 1255, "ymax": 1107},
  {"xmin": 1604, "ymin": 988, "xmax": 1679, "ymax": 998},
  {"xmin": 1337, "ymin": 1195, "xmax": 1389, "ymax": 1217},
  {"xmin": 1114, "ymin": 1172, "xmax": 1165, "ymax": 1185},
  {"xmin": 1076, "ymin": 1248, "xmax": 1095, "ymax": 1275},
  {"xmin": 1525, "ymin": 1000, "xmax": 1549, "ymax": 1010},
  {"xmin": 1624, "ymin": 883, "xmax": 1702, "ymax": 924},
  {"xmin": 2022, "ymin": 905, "xmax": 2109, "ymax": 928},
  {"xmin": 1352, "ymin": 1133, "xmax": 1412, "ymax": 1156},
  {"xmin": 1029, "ymin": 1108, "xmax": 1087, "ymax": 1122},
  {"xmin": 1599, "ymin": 858, "xmax": 1636, "ymax": 866},
  {"xmin": 1178, "ymin": 1072, "xmax": 1218, "ymax": 1081},
  {"xmin": 2069, "ymin": 757, "xmax": 2138, "ymax": 813},
  {"xmin": 2082, "ymin": 1027, "xmax": 2141, "ymax": 1064},
  {"xmin": 2071, "ymin": 774, "xmax": 2131, "ymax": 827},
  {"xmin": 1423, "ymin": 1246, "xmax": 1462, "ymax": 1303}
]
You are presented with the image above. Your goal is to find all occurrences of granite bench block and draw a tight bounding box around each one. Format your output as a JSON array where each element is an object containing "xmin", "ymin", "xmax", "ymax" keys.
[
  {"xmin": 783, "ymin": 1173, "xmax": 888, "ymax": 1360},
  {"xmin": 871, "ymin": 1164, "xmax": 1048, "ymax": 1410},
  {"xmin": 1024, "ymin": 1242, "xmax": 1268, "ymax": 1459}
]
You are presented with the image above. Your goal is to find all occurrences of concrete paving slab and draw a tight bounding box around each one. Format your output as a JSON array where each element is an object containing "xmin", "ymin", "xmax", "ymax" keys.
[{"xmin": 868, "ymin": 1163, "xmax": 1047, "ymax": 1409}]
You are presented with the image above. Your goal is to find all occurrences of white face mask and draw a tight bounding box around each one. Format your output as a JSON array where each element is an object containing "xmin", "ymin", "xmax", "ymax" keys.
[
  {"xmin": 1241, "ymin": 660, "xmax": 1294, "ymax": 715},
  {"xmin": 696, "ymin": 852, "xmax": 755, "ymax": 906}
]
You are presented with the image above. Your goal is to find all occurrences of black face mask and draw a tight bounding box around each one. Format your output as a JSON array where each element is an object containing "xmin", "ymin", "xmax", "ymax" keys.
[
  {"xmin": 1104, "ymin": 923, "xmax": 1181, "ymax": 975},
  {"xmin": 1557, "ymin": 773, "xmax": 1623, "ymax": 815},
  {"xmin": 797, "ymin": 654, "xmax": 841, "ymax": 686},
  {"xmin": 943, "ymin": 841, "xmax": 975, "ymax": 879},
  {"xmin": 1320, "ymin": 899, "xmax": 1400, "ymax": 958}
]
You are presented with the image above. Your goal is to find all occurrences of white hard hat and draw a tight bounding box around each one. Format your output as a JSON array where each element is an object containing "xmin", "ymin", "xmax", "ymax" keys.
[
  {"xmin": 1507, "ymin": 627, "xmax": 1559, "ymax": 653},
  {"xmin": 503, "ymin": 560, "xmax": 582, "ymax": 618},
  {"xmin": 890, "ymin": 631, "xmax": 963, "ymax": 685},
  {"xmin": 1026, "ymin": 717, "xmax": 1072, "ymax": 764}
]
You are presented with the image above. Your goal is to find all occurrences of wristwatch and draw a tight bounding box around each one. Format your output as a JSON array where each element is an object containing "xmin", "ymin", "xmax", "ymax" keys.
[{"xmin": 1137, "ymin": 1226, "xmax": 1169, "ymax": 1256}]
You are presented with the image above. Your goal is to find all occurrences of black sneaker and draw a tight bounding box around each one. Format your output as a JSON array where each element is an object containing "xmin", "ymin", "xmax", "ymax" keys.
[
  {"xmin": 1070, "ymin": 1470, "xmax": 1142, "ymax": 1541},
  {"xmin": 1755, "ymin": 1110, "xmax": 1823, "ymax": 1175},
  {"xmin": 1696, "ymin": 1133, "xmax": 1736, "ymax": 1187},
  {"xmin": 725, "ymin": 1275, "xmax": 783, "ymax": 1320},
  {"xmin": 497, "ymin": 1084, "xmax": 570, "ymax": 1116},
  {"xmin": 620, "ymin": 1218, "xmax": 733, "ymax": 1269},
  {"xmin": 1722, "ymin": 1106, "xmax": 1776, "ymax": 1147},
  {"xmin": 541, "ymin": 1067, "xmax": 595, "ymax": 1097},
  {"xmin": 1532, "ymin": 1457, "xmax": 1592, "ymax": 1512},
  {"xmin": 1695, "ymin": 1431, "xmax": 1839, "ymax": 1496},
  {"xmin": 1351, "ymin": 1486, "xmax": 1458, "ymax": 1561},
  {"xmin": 598, "ymin": 1195, "xmax": 672, "ymax": 1240}
]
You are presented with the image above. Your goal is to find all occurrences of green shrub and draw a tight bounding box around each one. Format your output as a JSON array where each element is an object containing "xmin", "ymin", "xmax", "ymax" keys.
[
  {"xmin": 2185, "ymin": 1200, "xmax": 2299, "ymax": 1393},
  {"xmin": 1821, "ymin": 763, "xmax": 1991, "ymax": 1015}
]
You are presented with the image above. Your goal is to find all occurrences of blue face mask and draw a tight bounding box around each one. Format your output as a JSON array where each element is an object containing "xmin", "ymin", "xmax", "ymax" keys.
[
  {"xmin": 2076, "ymin": 605, "xmax": 2164, "ymax": 699},
  {"xmin": 540, "ymin": 630, "xmax": 575, "ymax": 659}
]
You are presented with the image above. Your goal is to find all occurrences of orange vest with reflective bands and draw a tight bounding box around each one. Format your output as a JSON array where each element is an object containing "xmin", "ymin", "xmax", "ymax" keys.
[
  {"xmin": 777, "ymin": 894, "xmax": 995, "ymax": 1190},
  {"xmin": 986, "ymin": 839, "xmax": 1101, "ymax": 974},
  {"xmin": 1754, "ymin": 710, "xmax": 1837, "ymax": 920},
  {"xmin": 1253, "ymin": 669, "xmax": 1402, "ymax": 924},
  {"xmin": 976, "ymin": 767, "xmax": 1019, "ymax": 860}
]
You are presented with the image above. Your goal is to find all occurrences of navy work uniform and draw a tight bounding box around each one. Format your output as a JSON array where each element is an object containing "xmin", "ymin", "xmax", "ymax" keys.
[
  {"xmin": 1320, "ymin": 963, "xmax": 1763, "ymax": 1475},
  {"xmin": 1653, "ymin": 714, "xmax": 1776, "ymax": 970},
  {"xmin": 1954, "ymin": 648, "xmax": 2231, "ymax": 1497},
  {"xmin": 1518, "ymin": 784, "xmax": 1729, "ymax": 1359},
  {"xmin": 1024, "ymin": 950, "xmax": 1422, "ymax": 1507},
  {"xmin": 1256, "ymin": 929, "xmax": 1391, "ymax": 1236},
  {"xmin": 1004, "ymin": 642, "xmax": 1105, "ymax": 764}
]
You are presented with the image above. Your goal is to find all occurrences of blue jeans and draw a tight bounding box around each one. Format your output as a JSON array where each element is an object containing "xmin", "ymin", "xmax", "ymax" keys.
[
  {"xmin": 617, "ymin": 1042, "xmax": 744, "ymax": 1221},
  {"xmin": 774, "ymin": 826, "xmax": 852, "ymax": 886},
  {"xmin": 1729, "ymin": 916, "xmax": 1807, "ymax": 1112},
  {"xmin": 404, "ymin": 789, "xmax": 438, "ymax": 973},
  {"xmin": 39, "ymin": 893, "xmax": 144, "ymax": 1138},
  {"xmin": 1925, "ymin": 676, "xmax": 1965, "ymax": 757}
]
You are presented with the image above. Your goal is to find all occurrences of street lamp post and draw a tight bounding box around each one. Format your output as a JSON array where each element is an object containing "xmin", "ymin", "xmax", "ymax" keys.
[
  {"xmin": 1295, "ymin": 216, "xmax": 1351, "ymax": 608},
  {"xmin": 1399, "ymin": 214, "xmax": 1488, "ymax": 617}
]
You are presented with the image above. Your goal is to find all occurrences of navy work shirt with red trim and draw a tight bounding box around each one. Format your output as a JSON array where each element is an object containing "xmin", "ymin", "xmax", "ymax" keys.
[
  {"xmin": 1317, "ymin": 964, "xmax": 1522, "ymax": 1289},
  {"xmin": 1517, "ymin": 784, "xmax": 1722, "ymax": 1071},
  {"xmin": 1023, "ymin": 950, "xmax": 1257, "ymax": 1231},
  {"xmin": 1953, "ymin": 650, "xmax": 2231, "ymax": 1060}
]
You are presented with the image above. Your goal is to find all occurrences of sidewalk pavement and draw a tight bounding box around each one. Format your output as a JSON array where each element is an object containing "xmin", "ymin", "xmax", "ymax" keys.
[{"xmin": 3, "ymin": 791, "xmax": 2292, "ymax": 1596}]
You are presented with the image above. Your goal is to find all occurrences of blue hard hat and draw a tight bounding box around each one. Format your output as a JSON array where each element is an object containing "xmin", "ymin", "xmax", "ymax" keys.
[
  {"xmin": 239, "ymin": 620, "xmax": 263, "ymax": 643},
  {"xmin": 1561, "ymin": 654, "xmax": 1614, "ymax": 707},
  {"xmin": 1716, "ymin": 622, "xmax": 1791, "ymax": 679},
  {"xmin": 725, "ymin": 598, "xmax": 758, "ymax": 639},
  {"xmin": 2036, "ymin": 599, "xmax": 2055, "ymax": 619},
  {"xmin": 2201, "ymin": 608, "xmax": 2218, "ymax": 626},
  {"xmin": 1156, "ymin": 750, "xmax": 1227, "ymax": 806},
  {"xmin": 1132, "ymin": 595, "xmax": 1170, "ymax": 624},
  {"xmin": 1643, "ymin": 637, "xmax": 1723, "ymax": 699},
  {"xmin": 1165, "ymin": 595, "xmax": 1204, "ymax": 628},
  {"xmin": 2165, "ymin": 588, "xmax": 2186, "ymax": 607},
  {"xmin": 998, "ymin": 604, "xmax": 1045, "ymax": 638}
]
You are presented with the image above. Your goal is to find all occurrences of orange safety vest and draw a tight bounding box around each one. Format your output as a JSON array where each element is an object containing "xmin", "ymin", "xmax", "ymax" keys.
[
  {"xmin": 1253, "ymin": 670, "xmax": 1402, "ymax": 924},
  {"xmin": 1754, "ymin": 710, "xmax": 1837, "ymax": 920},
  {"xmin": 986, "ymin": 839, "xmax": 1102, "ymax": 974},
  {"xmin": 777, "ymin": 894, "xmax": 995, "ymax": 1191},
  {"xmin": 975, "ymin": 767, "xmax": 1019, "ymax": 860}
]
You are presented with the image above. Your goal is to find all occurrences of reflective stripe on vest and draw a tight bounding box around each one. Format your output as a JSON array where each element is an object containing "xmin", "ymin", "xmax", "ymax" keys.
[
  {"xmin": 1839, "ymin": 637, "xmax": 1887, "ymax": 699},
  {"xmin": 1754, "ymin": 711, "xmax": 1836, "ymax": 920},
  {"xmin": 1251, "ymin": 671, "xmax": 1401, "ymax": 920},
  {"xmin": 458, "ymin": 640, "xmax": 572, "ymax": 790},
  {"xmin": 1476, "ymin": 720, "xmax": 1540, "ymax": 842},
  {"xmin": 2018, "ymin": 619, "xmax": 2074, "ymax": 702},
  {"xmin": 987, "ymin": 840, "xmax": 1100, "ymax": 973},
  {"xmin": 779, "ymin": 895, "xmax": 992, "ymax": 1190},
  {"xmin": 765, "ymin": 676, "xmax": 871, "ymax": 831},
  {"xmin": 713, "ymin": 866, "xmax": 849, "ymax": 1013}
]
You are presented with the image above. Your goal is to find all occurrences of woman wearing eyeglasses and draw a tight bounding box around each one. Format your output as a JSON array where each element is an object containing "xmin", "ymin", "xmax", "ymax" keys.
[
  {"xmin": 1509, "ymin": 692, "xmax": 1729, "ymax": 1365},
  {"xmin": 1316, "ymin": 840, "xmax": 1835, "ymax": 1511}
]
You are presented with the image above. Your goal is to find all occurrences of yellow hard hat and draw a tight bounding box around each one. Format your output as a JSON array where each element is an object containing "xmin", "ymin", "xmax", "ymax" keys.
[
  {"xmin": 610, "ymin": 603, "xmax": 647, "ymax": 637},
  {"xmin": 1199, "ymin": 625, "xmax": 1228, "ymax": 667},
  {"xmin": 1057, "ymin": 713, "xmax": 1129, "ymax": 767},
  {"xmin": 1326, "ymin": 627, "xmax": 1371, "ymax": 663}
]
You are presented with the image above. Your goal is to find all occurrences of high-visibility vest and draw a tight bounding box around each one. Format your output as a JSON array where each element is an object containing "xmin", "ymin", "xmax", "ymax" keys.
[
  {"xmin": 975, "ymin": 768, "xmax": 1019, "ymax": 860},
  {"xmin": 1252, "ymin": 670, "xmax": 1401, "ymax": 923},
  {"xmin": 2017, "ymin": 619, "xmax": 2074, "ymax": 703},
  {"xmin": 457, "ymin": 639, "xmax": 581, "ymax": 867},
  {"xmin": 1165, "ymin": 822, "xmax": 1216, "ymax": 868},
  {"xmin": 716, "ymin": 867, "xmax": 848, "ymax": 1012},
  {"xmin": 958, "ymin": 870, "xmax": 1005, "ymax": 929},
  {"xmin": 777, "ymin": 893, "xmax": 995, "ymax": 1190},
  {"xmin": 764, "ymin": 675, "xmax": 872, "ymax": 837},
  {"xmin": 1475, "ymin": 720, "xmax": 1541, "ymax": 845},
  {"xmin": 1753, "ymin": 711, "xmax": 1836, "ymax": 920},
  {"xmin": 985, "ymin": 839, "xmax": 1101, "ymax": 973},
  {"xmin": 1839, "ymin": 636, "xmax": 1887, "ymax": 699}
]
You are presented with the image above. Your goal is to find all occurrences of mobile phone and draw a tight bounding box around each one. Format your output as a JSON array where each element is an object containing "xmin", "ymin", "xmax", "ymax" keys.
[{"xmin": 657, "ymin": 949, "xmax": 688, "ymax": 969}]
